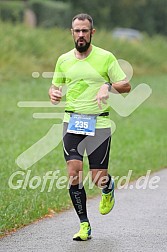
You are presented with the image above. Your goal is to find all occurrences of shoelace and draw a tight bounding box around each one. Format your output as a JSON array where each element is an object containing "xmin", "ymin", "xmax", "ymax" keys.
[{"xmin": 102, "ymin": 193, "xmax": 112, "ymax": 206}]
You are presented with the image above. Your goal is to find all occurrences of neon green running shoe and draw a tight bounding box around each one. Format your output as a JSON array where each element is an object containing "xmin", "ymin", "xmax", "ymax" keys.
[
  {"xmin": 73, "ymin": 222, "xmax": 91, "ymax": 241},
  {"xmin": 99, "ymin": 181, "xmax": 115, "ymax": 215}
]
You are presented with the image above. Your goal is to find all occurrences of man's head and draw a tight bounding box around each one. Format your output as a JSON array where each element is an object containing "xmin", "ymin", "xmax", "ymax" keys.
[{"xmin": 71, "ymin": 13, "xmax": 96, "ymax": 53}]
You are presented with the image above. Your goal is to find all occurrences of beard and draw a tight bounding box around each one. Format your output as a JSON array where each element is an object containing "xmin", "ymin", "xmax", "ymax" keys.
[{"xmin": 75, "ymin": 36, "xmax": 92, "ymax": 53}]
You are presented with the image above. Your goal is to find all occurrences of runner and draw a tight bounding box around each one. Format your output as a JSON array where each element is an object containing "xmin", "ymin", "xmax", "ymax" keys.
[{"xmin": 49, "ymin": 13, "xmax": 131, "ymax": 241}]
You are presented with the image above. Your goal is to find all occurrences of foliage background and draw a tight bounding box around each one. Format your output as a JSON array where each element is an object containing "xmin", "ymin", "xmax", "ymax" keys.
[{"xmin": 0, "ymin": 0, "xmax": 167, "ymax": 35}]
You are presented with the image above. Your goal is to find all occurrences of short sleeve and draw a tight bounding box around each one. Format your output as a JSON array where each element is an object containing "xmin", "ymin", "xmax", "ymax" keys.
[
  {"xmin": 52, "ymin": 57, "xmax": 66, "ymax": 87},
  {"xmin": 108, "ymin": 54, "xmax": 126, "ymax": 83}
]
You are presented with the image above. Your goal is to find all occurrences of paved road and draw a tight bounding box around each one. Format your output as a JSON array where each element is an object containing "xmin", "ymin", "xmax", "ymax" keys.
[{"xmin": 0, "ymin": 169, "xmax": 167, "ymax": 252}]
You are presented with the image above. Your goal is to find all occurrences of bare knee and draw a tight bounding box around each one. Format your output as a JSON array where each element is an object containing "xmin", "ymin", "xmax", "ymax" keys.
[{"xmin": 67, "ymin": 160, "xmax": 83, "ymax": 185}]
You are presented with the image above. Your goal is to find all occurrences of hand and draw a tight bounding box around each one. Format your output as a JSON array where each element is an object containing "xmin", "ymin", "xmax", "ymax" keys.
[
  {"xmin": 49, "ymin": 86, "xmax": 62, "ymax": 104},
  {"xmin": 95, "ymin": 84, "xmax": 109, "ymax": 109}
]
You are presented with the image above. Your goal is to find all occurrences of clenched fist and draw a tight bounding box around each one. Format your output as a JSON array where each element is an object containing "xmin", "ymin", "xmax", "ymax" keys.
[{"xmin": 49, "ymin": 85, "xmax": 62, "ymax": 104}]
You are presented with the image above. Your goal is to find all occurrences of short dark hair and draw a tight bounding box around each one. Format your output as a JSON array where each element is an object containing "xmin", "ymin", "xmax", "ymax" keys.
[{"xmin": 72, "ymin": 13, "xmax": 94, "ymax": 29}]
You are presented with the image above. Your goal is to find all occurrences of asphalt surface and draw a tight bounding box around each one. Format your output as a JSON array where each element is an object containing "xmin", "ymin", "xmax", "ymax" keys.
[{"xmin": 0, "ymin": 169, "xmax": 167, "ymax": 252}]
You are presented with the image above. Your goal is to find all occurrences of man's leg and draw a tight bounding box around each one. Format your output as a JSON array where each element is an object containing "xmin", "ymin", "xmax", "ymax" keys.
[
  {"xmin": 63, "ymin": 123, "xmax": 91, "ymax": 240},
  {"xmin": 67, "ymin": 160, "xmax": 91, "ymax": 240},
  {"xmin": 67, "ymin": 160, "xmax": 89, "ymax": 223},
  {"xmin": 90, "ymin": 168, "xmax": 115, "ymax": 215},
  {"xmin": 86, "ymin": 128, "xmax": 115, "ymax": 215}
]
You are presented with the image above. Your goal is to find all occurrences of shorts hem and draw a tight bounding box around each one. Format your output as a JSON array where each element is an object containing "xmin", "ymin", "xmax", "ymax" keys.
[
  {"xmin": 65, "ymin": 155, "xmax": 83, "ymax": 162},
  {"xmin": 89, "ymin": 164, "xmax": 109, "ymax": 169}
]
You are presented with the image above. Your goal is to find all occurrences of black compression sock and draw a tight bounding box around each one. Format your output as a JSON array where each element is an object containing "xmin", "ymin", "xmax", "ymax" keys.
[
  {"xmin": 102, "ymin": 174, "xmax": 113, "ymax": 194},
  {"xmin": 69, "ymin": 183, "xmax": 89, "ymax": 223}
]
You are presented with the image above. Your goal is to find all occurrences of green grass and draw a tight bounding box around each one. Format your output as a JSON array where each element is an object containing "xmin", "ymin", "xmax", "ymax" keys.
[
  {"xmin": 111, "ymin": 74, "xmax": 167, "ymax": 177},
  {"xmin": 0, "ymin": 22, "xmax": 167, "ymax": 236}
]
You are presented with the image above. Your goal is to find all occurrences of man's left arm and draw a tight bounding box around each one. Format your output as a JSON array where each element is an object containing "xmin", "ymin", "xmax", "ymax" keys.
[
  {"xmin": 96, "ymin": 79, "xmax": 131, "ymax": 109},
  {"xmin": 111, "ymin": 79, "xmax": 131, "ymax": 93}
]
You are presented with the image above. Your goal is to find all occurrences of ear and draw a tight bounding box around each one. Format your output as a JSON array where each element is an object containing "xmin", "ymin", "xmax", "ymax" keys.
[
  {"xmin": 71, "ymin": 28, "xmax": 74, "ymax": 36},
  {"xmin": 91, "ymin": 29, "xmax": 96, "ymax": 36}
]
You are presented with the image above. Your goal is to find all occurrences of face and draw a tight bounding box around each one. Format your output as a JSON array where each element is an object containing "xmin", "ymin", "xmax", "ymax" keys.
[{"xmin": 71, "ymin": 19, "xmax": 95, "ymax": 53}]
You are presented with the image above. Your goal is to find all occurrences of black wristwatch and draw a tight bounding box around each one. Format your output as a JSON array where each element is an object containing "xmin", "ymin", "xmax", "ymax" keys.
[{"xmin": 104, "ymin": 82, "xmax": 112, "ymax": 91}]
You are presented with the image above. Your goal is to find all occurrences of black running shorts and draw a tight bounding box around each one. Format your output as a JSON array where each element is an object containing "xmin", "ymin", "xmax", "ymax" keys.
[{"xmin": 63, "ymin": 123, "xmax": 111, "ymax": 169}]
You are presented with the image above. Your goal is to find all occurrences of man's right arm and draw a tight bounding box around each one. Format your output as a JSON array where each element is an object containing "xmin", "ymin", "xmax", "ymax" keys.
[{"xmin": 48, "ymin": 85, "xmax": 62, "ymax": 105}]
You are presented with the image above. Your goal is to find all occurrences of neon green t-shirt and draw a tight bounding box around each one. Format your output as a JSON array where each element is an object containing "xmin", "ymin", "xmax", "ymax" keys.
[{"xmin": 52, "ymin": 45, "xmax": 126, "ymax": 128}]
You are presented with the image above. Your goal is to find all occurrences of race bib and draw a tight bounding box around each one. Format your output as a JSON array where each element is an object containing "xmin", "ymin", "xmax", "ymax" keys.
[{"xmin": 67, "ymin": 113, "xmax": 96, "ymax": 136}]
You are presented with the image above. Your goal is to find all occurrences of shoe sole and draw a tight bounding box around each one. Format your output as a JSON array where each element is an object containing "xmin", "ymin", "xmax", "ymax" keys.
[{"xmin": 73, "ymin": 235, "xmax": 91, "ymax": 241}]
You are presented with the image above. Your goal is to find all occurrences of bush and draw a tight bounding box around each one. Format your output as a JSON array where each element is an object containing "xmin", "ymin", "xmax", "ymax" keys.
[
  {"xmin": 0, "ymin": 1, "xmax": 24, "ymax": 23},
  {"xmin": 28, "ymin": 0, "xmax": 72, "ymax": 28},
  {"xmin": 0, "ymin": 0, "xmax": 72, "ymax": 28}
]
